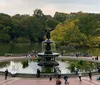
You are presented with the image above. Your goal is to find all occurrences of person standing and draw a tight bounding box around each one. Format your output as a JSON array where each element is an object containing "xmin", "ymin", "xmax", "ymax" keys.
[
  {"xmin": 54, "ymin": 68, "xmax": 57, "ymax": 78},
  {"xmin": 5, "ymin": 69, "xmax": 8, "ymax": 80},
  {"xmin": 63, "ymin": 75, "xmax": 68, "ymax": 84},
  {"xmin": 76, "ymin": 52, "xmax": 79, "ymax": 58},
  {"xmin": 89, "ymin": 71, "xmax": 92, "ymax": 80},
  {"xmin": 37, "ymin": 69, "xmax": 40, "ymax": 78},
  {"xmin": 49, "ymin": 75, "xmax": 52, "ymax": 81},
  {"xmin": 78, "ymin": 71, "xmax": 82, "ymax": 81},
  {"xmin": 96, "ymin": 56, "xmax": 98, "ymax": 60},
  {"xmin": 61, "ymin": 51, "xmax": 64, "ymax": 56},
  {"xmin": 75, "ymin": 67, "xmax": 78, "ymax": 75}
]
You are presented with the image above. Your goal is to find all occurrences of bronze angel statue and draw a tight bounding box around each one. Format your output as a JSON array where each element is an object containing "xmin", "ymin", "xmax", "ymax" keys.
[{"xmin": 44, "ymin": 29, "xmax": 54, "ymax": 39}]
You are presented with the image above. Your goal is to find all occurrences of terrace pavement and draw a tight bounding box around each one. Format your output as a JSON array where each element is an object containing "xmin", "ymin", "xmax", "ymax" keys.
[{"xmin": 0, "ymin": 56, "xmax": 100, "ymax": 85}]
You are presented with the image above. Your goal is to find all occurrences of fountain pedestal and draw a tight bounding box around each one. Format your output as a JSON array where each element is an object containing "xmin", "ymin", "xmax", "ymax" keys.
[{"xmin": 38, "ymin": 39, "xmax": 59, "ymax": 66}]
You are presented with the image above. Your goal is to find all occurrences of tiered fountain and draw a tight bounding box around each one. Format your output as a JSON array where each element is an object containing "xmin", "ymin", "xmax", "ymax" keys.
[{"xmin": 38, "ymin": 29, "xmax": 59, "ymax": 72}]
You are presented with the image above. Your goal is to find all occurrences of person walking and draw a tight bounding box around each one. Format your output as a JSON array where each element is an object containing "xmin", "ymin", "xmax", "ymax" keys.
[
  {"xmin": 89, "ymin": 71, "xmax": 92, "ymax": 80},
  {"xmin": 63, "ymin": 75, "xmax": 69, "ymax": 85},
  {"xmin": 78, "ymin": 71, "xmax": 82, "ymax": 81},
  {"xmin": 5, "ymin": 69, "xmax": 8, "ymax": 80}
]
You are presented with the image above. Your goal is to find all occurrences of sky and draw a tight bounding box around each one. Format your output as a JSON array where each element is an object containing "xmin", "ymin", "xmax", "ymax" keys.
[{"xmin": 0, "ymin": 0, "xmax": 100, "ymax": 16}]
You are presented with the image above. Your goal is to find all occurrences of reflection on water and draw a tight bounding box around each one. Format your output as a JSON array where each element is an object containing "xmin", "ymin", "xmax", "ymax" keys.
[{"xmin": 0, "ymin": 43, "xmax": 100, "ymax": 56}]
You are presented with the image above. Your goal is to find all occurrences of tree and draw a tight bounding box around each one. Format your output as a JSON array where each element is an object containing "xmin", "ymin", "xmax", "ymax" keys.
[
  {"xmin": 0, "ymin": 32, "xmax": 11, "ymax": 42},
  {"xmin": 77, "ymin": 14, "xmax": 97, "ymax": 36},
  {"xmin": 51, "ymin": 20, "xmax": 87, "ymax": 47},
  {"xmin": 87, "ymin": 36, "xmax": 100, "ymax": 47},
  {"xmin": 92, "ymin": 28, "xmax": 100, "ymax": 36},
  {"xmin": 0, "ymin": 13, "xmax": 12, "ymax": 42},
  {"xmin": 33, "ymin": 9, "xmax": 44, "ymax": 17},
  {"xmin": 54, "ymin": 12, "xmax": 69, "ymax": 22},
  {"xmin": 46, "ymin": 19, "xmax": 59, "ymax": 29}
]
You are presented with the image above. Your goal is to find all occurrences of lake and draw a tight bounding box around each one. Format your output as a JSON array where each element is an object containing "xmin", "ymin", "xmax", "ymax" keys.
[{"xmin": 0, "ymin": 43, "xmax": 100, "ymax": 56}]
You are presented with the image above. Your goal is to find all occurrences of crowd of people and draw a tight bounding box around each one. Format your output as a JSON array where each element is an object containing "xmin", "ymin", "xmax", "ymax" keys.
[{"xmin": 61, "ymin": 51, "xmax": 92, "ymax": 57}]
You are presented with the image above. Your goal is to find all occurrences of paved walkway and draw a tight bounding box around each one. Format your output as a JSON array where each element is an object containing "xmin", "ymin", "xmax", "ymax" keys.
[
  {"xmin": 0, "ymin": 56, "xmax": 100, "ymax": 63},
  {"xmin": 0, "ymin": 56, "xmax": 100, "ymax": 85},
  {"xmin": 0, "ymin": 75, "xmax": 100, "ymax": 85},
  {"xmin": 0, "ymin": 56, "xmax": 27, "ymax": 62}
]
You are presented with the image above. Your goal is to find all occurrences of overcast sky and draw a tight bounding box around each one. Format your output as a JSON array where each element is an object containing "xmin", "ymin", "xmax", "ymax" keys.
[{"xmin": 0, "ymin": 0, "xmax": 100, "ymax": 16}]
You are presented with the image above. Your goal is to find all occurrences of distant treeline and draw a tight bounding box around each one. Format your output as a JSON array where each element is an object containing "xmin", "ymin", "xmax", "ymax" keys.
[{"xmin": 0, "ymin": 9, "xmax": 100, "ymax": 47}]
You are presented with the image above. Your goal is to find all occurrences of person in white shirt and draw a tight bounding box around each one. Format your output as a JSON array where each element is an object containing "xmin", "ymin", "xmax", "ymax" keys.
[{"xmin": 78, "ymin": 72, "xmax": 82, "ymax": 81}]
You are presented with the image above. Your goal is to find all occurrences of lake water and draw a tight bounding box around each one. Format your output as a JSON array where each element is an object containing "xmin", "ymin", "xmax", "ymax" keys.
[{"xmin": 0, "ymin": 43, "xmax": 100, "ymax": 56}]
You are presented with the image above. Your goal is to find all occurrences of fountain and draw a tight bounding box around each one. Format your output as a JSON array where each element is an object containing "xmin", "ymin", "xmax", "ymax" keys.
[
  {"xmin": 37, "ymin": 29, "xmax": 59, "ymax": 72},
  {"xmin": 0, "ymin": 29, "xmax": 99, "ymax": 75}
]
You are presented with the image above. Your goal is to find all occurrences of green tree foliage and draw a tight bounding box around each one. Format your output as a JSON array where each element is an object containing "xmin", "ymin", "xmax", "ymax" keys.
[
  {"xmin": 33, "ymin": 9, "xmax": 44, "ymax": 17},
  {"xmin": 51, "ymin": 20, "xmax": 87, "ymax": 47},
  {"xmin": 0, "ymin": 10, "xmax": 100, "ymax": 47},
  {"xmin": 54, "ymin": 12, "xmax": 69, "ymax": 22},
  {"xmin": 87, "ymin": 36, "xmax": 100, "ymax": 47},
  {"xmin": 51, "ymin": 12, "xmax": 100, "ymax": 47},
  {"xmin": 92, "ymin": 28, "xmax": 100, "ymax": 36},
  {"xmin": 0, "ymin": 32, "xmax": 11, "ymax": 42},
  {"xmin": 0, "ymin": 13, "xmax": 12, "ymax": 43},
  {"xmin": 13, "ymin": 37, "xmax": 30, "ymax": 43},
  {"xmin": 77, "ymin": 14, "xmax": 97, "ymax": 36},
  {"xmin": 46, "ymin": 19, "xmax": 59, "ymax": 29}
]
